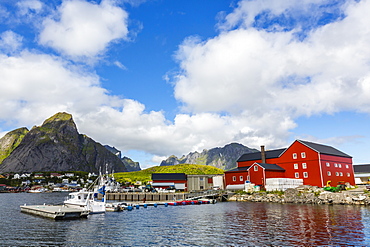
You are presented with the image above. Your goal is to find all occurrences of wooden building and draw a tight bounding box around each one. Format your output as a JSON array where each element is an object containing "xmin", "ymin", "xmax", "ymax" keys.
[{"xmin": 225, "ymin": 140, "xmax": 355, "ymax": 189}]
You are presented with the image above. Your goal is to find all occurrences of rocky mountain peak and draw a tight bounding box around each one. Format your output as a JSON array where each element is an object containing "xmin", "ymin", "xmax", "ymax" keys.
[{"xmin": 0, "ymin": 112, "xmax": 128, "ymax": 173}]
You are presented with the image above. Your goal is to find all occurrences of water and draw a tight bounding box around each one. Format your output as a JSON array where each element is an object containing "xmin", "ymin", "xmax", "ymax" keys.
[{"xmin": 2, "ymin": 193, "xmax": 370, "ymax": 246}]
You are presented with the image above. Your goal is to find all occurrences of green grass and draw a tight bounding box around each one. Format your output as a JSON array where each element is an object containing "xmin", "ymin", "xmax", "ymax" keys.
[{"xmin": 114, "ymin": 164, "xmax": 224, "ymax": 185}]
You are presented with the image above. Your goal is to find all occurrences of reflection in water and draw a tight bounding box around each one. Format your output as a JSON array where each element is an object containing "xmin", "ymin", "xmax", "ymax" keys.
[{"xmin": 1, "ymin": 193, "xmax": 369, "ymax": 246}]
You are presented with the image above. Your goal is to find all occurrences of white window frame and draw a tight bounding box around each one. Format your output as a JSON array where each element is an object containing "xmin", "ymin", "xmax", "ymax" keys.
[
  {"xmin": 295, "ymin": 172, "xmax": 299, "ymax": 178},
  {"xmin": 303, "ymin": 172, "xmax": 308, "ymax": 178},
  {"xmin": 301, "ymin": 152, "xmax": 306, "ymax": 158},
  {"xmin": 346, "ymin": 165, "xmax": 349, "ymax": 169},
  {"xmin": 293, "ymin": 153, "xmax": 297, "ymax": 159},
  {"xmin": 340, "ymin": 172, "xmax": 343, "ymax": 176},
  {"xmin": 254, "ymin": 165, "xmax": 258, "ymax": 171},
  {"xmin": 347, "ymin": 173, "xmax": 350, "ymax": 177},
  {"xmin": 338, "ymin": 164, "xmax": 342, "ymax": 168},
  {"xmin": 335, "ymin": 172, "xmax": 339, "ymax": 176},
  {"xmin": 334, "ymin": 163, "xmax": 338, "ymax": 167},
  {"xmin": 239, "ymin": 176, "xmax": 243, "ymax": 181},
  {"xmin": 302, "ymin": 163, "xmax": 307, "ymax": 169},
  {"xmin": 294, "ymin": 163, "xmax": 298, "ymax": 169},
  {"xmin": 326, "ymin": 162, "xmax": 330, "ymax": 167},
  {"xmin": 327, "ymin": 171, "xmax": 331, "ymax": 176},
  {"xmin": 232, "ymin": 176, "xmax": 236, "ymax": 181}
]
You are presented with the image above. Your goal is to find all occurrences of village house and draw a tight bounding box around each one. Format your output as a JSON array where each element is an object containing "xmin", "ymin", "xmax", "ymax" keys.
[{"xmin": 224, "ymin": 140, "xmax": 355, "ymax": 189}]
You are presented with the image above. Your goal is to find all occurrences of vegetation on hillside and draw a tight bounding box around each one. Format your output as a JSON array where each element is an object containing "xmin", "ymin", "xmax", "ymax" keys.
[{"xmin": 114, "ymin": 164, "xmax": 224, "ymax": 185}]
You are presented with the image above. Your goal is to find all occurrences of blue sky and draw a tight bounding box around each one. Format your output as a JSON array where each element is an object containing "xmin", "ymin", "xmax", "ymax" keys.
[{"xmin": 1, "ymin": 0, "xmax": 370, "ymax": 169}]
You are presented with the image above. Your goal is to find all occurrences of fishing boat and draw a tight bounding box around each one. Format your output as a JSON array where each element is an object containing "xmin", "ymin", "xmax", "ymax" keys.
[{"xmin": 64, "ymin": 189, "xmax": 106, "ymax": 214}]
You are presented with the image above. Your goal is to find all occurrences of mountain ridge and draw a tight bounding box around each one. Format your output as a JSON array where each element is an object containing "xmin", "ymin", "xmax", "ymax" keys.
[{"xmin": 160, "ymin": 143, "xmax": 258, "ymax": 170}]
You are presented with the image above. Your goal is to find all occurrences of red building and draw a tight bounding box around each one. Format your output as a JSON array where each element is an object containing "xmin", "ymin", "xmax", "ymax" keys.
[
  {"xmin": 225, "ymin": 140, "xmax": 355, "ymax": 189},
  {"xmin": 151, "ymin": 173, "xmax": 187, "ymax": 191}
]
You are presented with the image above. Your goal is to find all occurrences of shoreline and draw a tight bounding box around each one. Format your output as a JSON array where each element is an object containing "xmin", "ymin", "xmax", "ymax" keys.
[{"xmin": 228, "ymin": 185, "xmax": 370, "ymax": 205}]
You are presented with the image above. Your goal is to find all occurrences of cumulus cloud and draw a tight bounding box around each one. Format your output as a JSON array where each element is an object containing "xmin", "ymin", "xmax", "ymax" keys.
[
  {"xmin": 17, "ymin": 0, "xmax": 43, "ymax": 16},
  {"xmin": 173, "ymin": 0, "xmax": 370, "ymax": 138},
  {"xmin": 39, "ymin": 0, "xmax": 129, "ymax": 60},
  {"xmin": 0, "ymin": 31, "xmax": 23, "ymax": 54}
]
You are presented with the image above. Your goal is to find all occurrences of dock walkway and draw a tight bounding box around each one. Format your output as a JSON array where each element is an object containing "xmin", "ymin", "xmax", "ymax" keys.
[{"xmin": 20, "ymin": 204, "xmax": 89, "ymax": 220}]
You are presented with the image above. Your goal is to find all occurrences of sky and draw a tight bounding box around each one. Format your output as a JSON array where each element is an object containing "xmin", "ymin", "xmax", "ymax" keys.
[{"xmin": 1, "ymin": 0, "xmax": 370, "ymax": 169}]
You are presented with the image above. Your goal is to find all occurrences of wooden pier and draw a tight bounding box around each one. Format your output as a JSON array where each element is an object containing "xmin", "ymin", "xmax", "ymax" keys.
[
  {"xmin": 20, "ymin": 204, "xmax": 89, "ymax": 220},
  {"xmin": 105, "ymin": 191, "xmax": 229, "ymax": 202}
]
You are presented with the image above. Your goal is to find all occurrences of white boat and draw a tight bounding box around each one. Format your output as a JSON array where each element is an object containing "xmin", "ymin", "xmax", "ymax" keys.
[
  {"xmin": 64, "ymin": 189, "xmax": 106, "ymax": 214},
  {"xmin": 28, "ymin": 187, "xmax": 48, "ymax": 193}
]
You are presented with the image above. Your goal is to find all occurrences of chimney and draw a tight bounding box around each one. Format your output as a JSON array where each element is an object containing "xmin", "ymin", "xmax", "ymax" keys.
[{"xmin": 261, "ymin": 145, "xmax": 266, "ymax": 163}]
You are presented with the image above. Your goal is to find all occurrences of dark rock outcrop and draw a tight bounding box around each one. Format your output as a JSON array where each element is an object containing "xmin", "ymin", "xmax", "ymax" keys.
[
  {"xmin": 160, "ymin": 143, "xmax": 258, "ymax": 170},
  {"xmin": 0, "ymin": 112, "xmax": 128, "ymax": 173},
  {"xmin": 104, "ymin": 145, "xmax": 141, "ymax": 171}
]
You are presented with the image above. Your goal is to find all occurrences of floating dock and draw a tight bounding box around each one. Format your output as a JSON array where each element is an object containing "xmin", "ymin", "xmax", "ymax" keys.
[{"xmin": 20, "ymin": 204, "xmax": 89, "ymax": 220}]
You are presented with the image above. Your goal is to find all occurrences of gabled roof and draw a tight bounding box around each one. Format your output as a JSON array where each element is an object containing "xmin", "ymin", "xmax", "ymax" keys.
[
  {"xmin": 237, "ymin": 148, "xmax": 286, "ymax": 162},
  {"xmin": 353, "ymin": 164, "xmax": 370, "ymax": 173},
  {"xmin": 152, "ymin": 173, "xmax": 187, "ymax": 181},
  {"xmin": 297, "ymin": 140, "xmax": 352, "ymax": 158},
  {"xmin": 252, "ymin": 163, "xmax": 285, "ymax": 171}
]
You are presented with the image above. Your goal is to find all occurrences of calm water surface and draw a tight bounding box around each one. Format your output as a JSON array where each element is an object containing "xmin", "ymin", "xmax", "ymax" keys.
[{"xmin": 1, "ymin": 192, "xmax": 370, "ymax": 246}]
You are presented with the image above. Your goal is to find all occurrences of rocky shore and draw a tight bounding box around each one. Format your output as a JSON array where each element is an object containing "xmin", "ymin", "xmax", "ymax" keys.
[{"xmin": 228, "ymin": 185, "xmax": 370, "ymax": 205}]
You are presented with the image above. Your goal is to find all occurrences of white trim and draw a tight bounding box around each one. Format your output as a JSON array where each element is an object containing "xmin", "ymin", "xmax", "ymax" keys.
[{"xmin": 318, "ymin": 153, "xmax": 324, "ymax": 187}]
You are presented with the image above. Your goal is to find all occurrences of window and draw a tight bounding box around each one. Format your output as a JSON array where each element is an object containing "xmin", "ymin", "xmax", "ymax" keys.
[
  {"xmin": 199, "ymin": 177, "xmax": 204, "ymax": 181},
  {"xmin": 327, "ymin": 171, "xmax": 331, "ymax": 176},
  {"xmin": 335, "ymin": 172, "xmax": 339, "ymax": 176},
  {"xmin": 326, "ymin": 162, "xmax": 330, "ymax": 167},
  {"xmin": 338, "ymin": 164, "xmax": 342, "ymax": 168},
  {"xmin": 232, "ymin": 176, "xmax": 236, "ymax": 181},
  {"xmin": 254, "ymin": 166, "xmax": 258, "ymax": 171},
  {"xmin": 294, "ymin": 163, "xmax": 298, "ymax": 169},
  {"xmin": 346, "ymin": 165, "xmax": 349, "ymax": 169},
  {"xmin": 302, "ymin": 163, "xmax": 307, "ymax": 169},
  {"xmin": 293, "ymin": 153, "xmax": 297, "ymax": 159},
  {"xmin": 200, "ymin": 186, "xmax": 204, "ymax": 190},
  {"xmin": 303, "ymin": 172, "xmax": 308, "ymax": 178},
  {"xmin": 347, "ymin": 173, "xmax": 350, "ymax": 177},
  {"xmin": 295, "ymin": 172, "xmax": 299, "ymax": 178},
  {"xmin": 240, "ymin": 176, "xmax": 244, "ymax": 181},
  {"xmin": 340, "ymin": 172, "xmax": 343, "ymax": 176},
  {"xmin": 334, "ymin": 163, "xmax": 338, "ymax": 167},
  {"xmin": 301, "ymin": 152, "xmax": 306, "ymax": 158}
]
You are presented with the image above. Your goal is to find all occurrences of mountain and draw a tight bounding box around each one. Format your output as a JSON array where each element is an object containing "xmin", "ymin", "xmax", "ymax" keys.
[
  {"xmin": 104, "ymin": 145, "xmax": 141, "ymax": 172},
  {"xmin": 160, "ymin": 143, "xmax": 258, "ymax": 170},
  {"xmin": 0, "ymin": 112, "xmax": 128, "ymax": 173}
]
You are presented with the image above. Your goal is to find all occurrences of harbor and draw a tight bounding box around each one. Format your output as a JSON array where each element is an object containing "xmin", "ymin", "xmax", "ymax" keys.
[{"xmin": 4, "ymin": 192, "xmax": 370, "ymax": 246}]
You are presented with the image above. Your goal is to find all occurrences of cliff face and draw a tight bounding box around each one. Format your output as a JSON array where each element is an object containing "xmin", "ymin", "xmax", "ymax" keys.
[
  {"xmin": 104, "ymin": 145, "xmax": 141, "ymax": 171},
  {"xmin": 160, "ymin": 143, "xmax": 258, "ymax": 170},
  {"xmin": 0, "ymin": 127, "xmax": 29, "ymax": 163},
  {"xmin": 0, "ymin": 112, "xmax": 128, "ymax": 173}
]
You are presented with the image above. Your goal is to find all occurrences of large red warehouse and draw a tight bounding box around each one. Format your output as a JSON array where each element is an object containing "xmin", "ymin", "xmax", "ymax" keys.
[{"xmin": 225, "ymin": 140, "xmax": 355, "ymax": 189}]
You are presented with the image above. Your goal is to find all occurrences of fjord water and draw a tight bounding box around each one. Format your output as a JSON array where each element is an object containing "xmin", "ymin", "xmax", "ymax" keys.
[{"xmin": 2, "ymin": 193, "xmax": 370, "ymax": 246}]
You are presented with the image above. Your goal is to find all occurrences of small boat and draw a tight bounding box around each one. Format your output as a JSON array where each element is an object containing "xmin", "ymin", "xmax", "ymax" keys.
[{"xmin": 64, "ymin": 189, "xmax": 106, "ymax": 214}]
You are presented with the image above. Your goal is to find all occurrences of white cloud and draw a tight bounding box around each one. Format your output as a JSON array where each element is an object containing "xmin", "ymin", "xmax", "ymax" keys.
[
  {"xmin": 0, "ymin": 31, "xmax": 23, "ymax": 54},
  {"xmin": 174, "ymin": 0, "xmax": 370, "ymax": 121},
  {"xmin": 39, "ymin": 0, "xmax": 129, "ymax": 60},
  {"xmin": 17, "ymin": 0, "xmax": 43, "ymax": 16}
]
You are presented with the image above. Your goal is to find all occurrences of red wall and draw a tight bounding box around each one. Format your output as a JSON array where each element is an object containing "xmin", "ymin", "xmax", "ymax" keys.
[
  {"xmin": 224, "ymin": 171, "xmax": 248, "ymax": 186},
  {"xmin": 319, "ymin": 154, "xmax": 354, "ymax": 187},
  {"xmin": 278, "ymin": 141, "xmax": 323, "ymax": 187},
  {"xmin": 248, "ymin": 164, "xmax": 265, "ymax": 186}
]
